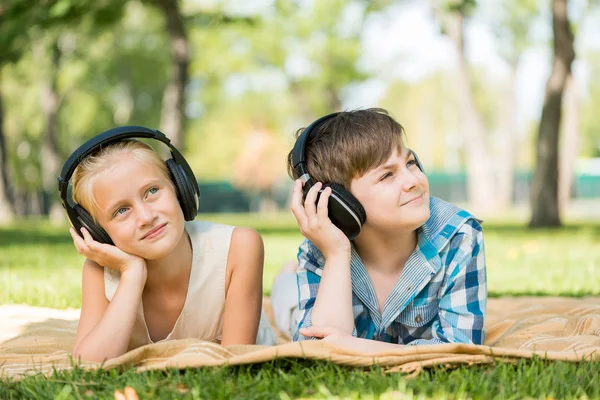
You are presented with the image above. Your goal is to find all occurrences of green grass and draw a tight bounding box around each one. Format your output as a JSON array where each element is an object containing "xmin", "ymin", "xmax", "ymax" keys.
[
  {"xmin": 1, "ymin": 215, "xmax": 599, "ymax": 308},
  {"xmin": 1, "ymin": 216, "xmax": 600, "ymax": 399},
  {"xmin": 1, "ymin": 358, "xmax": 599, "ymax": 399}
]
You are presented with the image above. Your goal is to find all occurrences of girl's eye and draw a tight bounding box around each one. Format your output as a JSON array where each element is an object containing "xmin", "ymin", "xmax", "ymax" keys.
[
  {"xmin": 147, "ymin": 187, "xmax": 159, "ymax": 195},
  {"xmin": 114, "ymin": 207, "xmax": 128, "ymax": 217}
]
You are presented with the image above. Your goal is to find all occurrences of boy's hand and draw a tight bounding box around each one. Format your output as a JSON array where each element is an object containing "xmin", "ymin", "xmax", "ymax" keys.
[
  {"xmin": 70, "ymin": 227, "xmax": 147, "ymax": 281},
  {"xmin": 299, "ymin": 325, "xmax": 356, "ymax": 347},
  {"xmin": 291, "ymin": 179, "xmax": 351, "ymax": 259}
]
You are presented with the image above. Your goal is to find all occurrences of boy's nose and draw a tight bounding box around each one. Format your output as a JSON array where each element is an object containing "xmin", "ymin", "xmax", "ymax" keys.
[{"xmin": 401, "ymin": 170, "xmax": 420, "ymax": 192}]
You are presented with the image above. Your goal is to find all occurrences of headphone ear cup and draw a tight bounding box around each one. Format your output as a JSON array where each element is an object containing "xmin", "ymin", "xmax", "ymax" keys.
[
  {"xmin": 166, "ymin": 158, "xmax": 199, "ymax": 221},
  {"xmin": 322, "ymin": 183, "xmax": 366, "ymax": 241},
  {"xmin": 411, "ymin": 150, "xmax": 425, "ymax": 173},
  {"xmin": 73, "ymin": 204, "xmax": 113, "ymax": 245}
]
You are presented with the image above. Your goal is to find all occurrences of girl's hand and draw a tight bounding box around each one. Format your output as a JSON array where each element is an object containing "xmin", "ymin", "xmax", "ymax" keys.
[
  {"xmin": 70, "ymin": 227, "xmax": 147, "ymax": 280},
  {"xmin": 290, "ymin": 179, "xmax": 351, "ymax": 259}
]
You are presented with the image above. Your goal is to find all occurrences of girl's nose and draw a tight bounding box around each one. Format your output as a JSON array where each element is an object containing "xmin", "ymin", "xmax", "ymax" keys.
[{"xmin": 136, "ymin": 203, "xmax": 156, "ymax": 226}]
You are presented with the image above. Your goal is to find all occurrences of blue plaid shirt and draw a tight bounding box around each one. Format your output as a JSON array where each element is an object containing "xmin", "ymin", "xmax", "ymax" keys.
[{"xmin": 293, "ymin": 196, "xmax": 487, "ymax": 345}]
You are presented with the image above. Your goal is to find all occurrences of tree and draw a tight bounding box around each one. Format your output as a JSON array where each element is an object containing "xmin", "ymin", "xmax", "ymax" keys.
[
  {"xmin": 491, "ymin": 0, "xmax": 538, "ymax": 210},
  {"xmin": 273, "ymin": 0, "xmax": 369, "ymax": 117},
  {"xmin": 437, "ymin": 0, "xmax": 498, "ymax": 214},
  {"xmin": 529, "ymin": 0, "xmax": 575, "ymax": 227},
  {"xmin": 0, "ymin": 79, "xmax": 12, "ymax": 223},
  {"xmin": 0, "ymin": 0, "xmax": 125, "ymax": 223},
  {"xmin": 151, "ymin": 0, "xmax": 188, "ymax": 150}
]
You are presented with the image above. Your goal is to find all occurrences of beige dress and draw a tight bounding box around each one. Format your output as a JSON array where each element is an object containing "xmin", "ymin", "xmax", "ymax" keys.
[{"xmin": 103, "ymin": 220, "xmax": 276, "ymax": 350}]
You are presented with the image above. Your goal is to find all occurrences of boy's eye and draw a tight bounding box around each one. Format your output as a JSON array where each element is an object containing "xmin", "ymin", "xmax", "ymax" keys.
[
  {"xmin": 407, "ymin": 159, "xmax": 417, "ymax": 167},
  {"xmin": 380, "ymin": 172, "xmax": 392, "ymax": 181}
]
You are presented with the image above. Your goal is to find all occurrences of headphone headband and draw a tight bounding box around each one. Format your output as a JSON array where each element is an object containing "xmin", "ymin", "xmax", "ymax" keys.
[
  {"xmin": 291, "ymin": 112, "xmax": 339, "ymax": 170},
  {"xmin": 57, "ymin": 126, "xmax": 198, "ymax": 202}
]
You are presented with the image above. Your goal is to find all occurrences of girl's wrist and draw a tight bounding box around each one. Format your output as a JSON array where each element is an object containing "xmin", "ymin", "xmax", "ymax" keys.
[{"xmin": 120, "ymin": 261, "xmax": 147, "ymax": 285}]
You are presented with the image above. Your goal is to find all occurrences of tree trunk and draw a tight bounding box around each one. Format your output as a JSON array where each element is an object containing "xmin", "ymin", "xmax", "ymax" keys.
[
  {"xmin": 496, "ymin": 62, "xmax": 519, "ymax": 210},
  {"xmin": 529, "ymin": 0, "xmax": 575, "ymax": 228},
  {"xmin": 39, "ymin": 40, "xmax": 64, "ymax": 223},
  {"xmin": 446, "ymin": 11, "xmax": 497, "ymax": 214},
  {"xmin": 0, "ymin": 72, "xmax": 15, "ymax": 224},
  {"xmin": 154, "ymin": 0, "xmax": 189, "ymax": 150},
  {"xmin": 327, "ymin": 85, "xmax": 341, "ymax": 112},
  {"xmin": 558, "ymin": 73, "xmax": 579, "ymax": 214}
]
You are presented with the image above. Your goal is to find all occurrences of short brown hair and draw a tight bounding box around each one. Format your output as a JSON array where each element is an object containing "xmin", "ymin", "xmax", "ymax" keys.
[{"xmin": 287, "ymin": 108, "xmax": 405, "ymax": 188}]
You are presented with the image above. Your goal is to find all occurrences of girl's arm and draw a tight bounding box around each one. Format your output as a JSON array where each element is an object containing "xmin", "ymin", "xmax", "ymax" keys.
[
  {"xmin": 72, "ymin": 259, "xmax": 146, "ymax": 362},
  {"xmin": 220, "ymin": 227, "xmax": 264, "ymax": 345},
  {"xmin": 70, "ymin": 227, "xmax": 148, "ymax": 362}
]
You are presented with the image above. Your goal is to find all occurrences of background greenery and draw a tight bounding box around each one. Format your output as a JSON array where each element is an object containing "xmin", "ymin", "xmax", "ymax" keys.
[{"xmin": 2, "ymin": 216, "xmax": 599, "ymax": 308}]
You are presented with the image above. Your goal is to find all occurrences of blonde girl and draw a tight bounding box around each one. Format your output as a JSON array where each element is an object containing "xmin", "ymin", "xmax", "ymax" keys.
[{"xmin": 58, "ymin": 127, "xmax": 275, "ymax": 362}]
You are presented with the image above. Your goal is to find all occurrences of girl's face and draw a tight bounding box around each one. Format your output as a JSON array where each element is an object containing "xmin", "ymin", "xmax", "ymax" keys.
[{"xmin": 92, "ymin": 155, "xmax": 186, "ymax": 260}]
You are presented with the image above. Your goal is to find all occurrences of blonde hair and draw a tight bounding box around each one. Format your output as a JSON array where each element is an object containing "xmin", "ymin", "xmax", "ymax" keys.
[{"xmin": 72, "ymin": 139, "xmax": 173, "ymax": 223}]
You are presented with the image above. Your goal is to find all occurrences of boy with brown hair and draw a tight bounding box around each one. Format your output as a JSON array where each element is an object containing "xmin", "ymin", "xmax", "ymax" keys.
[{"xmin": 272, "ymin": 108, "xmax": 486, "ymax": 351}]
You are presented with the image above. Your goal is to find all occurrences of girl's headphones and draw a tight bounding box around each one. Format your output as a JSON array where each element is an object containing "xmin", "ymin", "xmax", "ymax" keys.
[
  {"xmin": 57, "ymin": 126, "xmax": 200, "ymax": 245},
  {"xmin": 290, "ymin": 112, "xmax": 424, "ymax": 241}
]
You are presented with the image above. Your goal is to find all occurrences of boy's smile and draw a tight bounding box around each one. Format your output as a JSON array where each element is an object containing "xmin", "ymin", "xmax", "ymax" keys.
[
  {"xmin": 401, "ymin": 193, "xmax": 425, "ymax": 207},
  {"xmin": 350, "ymin": 147, "xmax": 430, "ymax": 233}
]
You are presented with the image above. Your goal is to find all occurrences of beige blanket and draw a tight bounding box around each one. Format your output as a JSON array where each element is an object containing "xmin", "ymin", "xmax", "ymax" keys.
[{"xmin": 1, "ymin": 297, "xmax": 599, "ymax": 380}]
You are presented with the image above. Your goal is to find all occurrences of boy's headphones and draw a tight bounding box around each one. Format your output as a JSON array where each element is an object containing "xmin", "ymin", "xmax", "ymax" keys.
[
  {"xmin": 291, "ymin": 112, "xmax": 424, "ymax": 241},
  {"xmin": 57, "ymin": 126, "xmax": 200, "ymax": 245}
]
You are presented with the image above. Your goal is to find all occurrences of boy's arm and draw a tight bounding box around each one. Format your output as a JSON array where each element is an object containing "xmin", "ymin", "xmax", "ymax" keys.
[
  {"xmin": 290, "ymin": 180, "xmax": 355, "ymax": 340},
  {"xmin": 293, "ymin": 241, "xmax": 354, "ymax": 340},
  {"xmin": 409, "ymin": 223, "xmax": 487, "ymax": 346}
]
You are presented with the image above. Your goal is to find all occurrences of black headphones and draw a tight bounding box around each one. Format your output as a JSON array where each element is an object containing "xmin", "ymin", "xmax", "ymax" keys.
[
  {"xmin": 291, "ymin": 112, "xmax": 424, "ymax": 241},
  {"xmin": 57, "ymin": 126, "xmax": 200, "ymax": 245}
]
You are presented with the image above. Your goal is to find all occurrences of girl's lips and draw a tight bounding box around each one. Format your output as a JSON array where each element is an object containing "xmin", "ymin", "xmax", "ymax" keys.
[{"xmin": 142, "ymin": 223, "xmax": 167, "ymax": 240}]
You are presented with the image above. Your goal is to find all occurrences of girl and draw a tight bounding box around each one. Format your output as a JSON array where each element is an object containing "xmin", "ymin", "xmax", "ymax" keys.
[{"xmin": 65, "ymin": 129, "xmax": 275, "ymax": 362}]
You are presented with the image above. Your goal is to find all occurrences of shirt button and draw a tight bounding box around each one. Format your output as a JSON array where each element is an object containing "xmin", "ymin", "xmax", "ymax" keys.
[{"xmin": 415, "ymin": 314, "xmax": 423, "ymax": 323}]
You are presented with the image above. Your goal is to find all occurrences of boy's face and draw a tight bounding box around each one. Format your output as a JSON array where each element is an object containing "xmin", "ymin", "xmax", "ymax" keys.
[
  {"xmin": 349, "ymin": 147, "xmax": 430, "ymax": 233},
  {"xmin": 92, "ymin": 156, "xmax": 186, "ymax": 260}
]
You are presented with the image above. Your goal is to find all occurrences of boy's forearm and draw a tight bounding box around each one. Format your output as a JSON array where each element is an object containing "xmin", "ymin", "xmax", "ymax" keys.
[
  {"xmin": 335, "ymin": 336, "xmax": 404, "ymax": 354},
  {"xmin": 73, "ymin": 273, "xmax": 144, "ymax": 362},
  {"xmin": 310, "ymin": 251, "xmax": 354, "ymax": 334}
]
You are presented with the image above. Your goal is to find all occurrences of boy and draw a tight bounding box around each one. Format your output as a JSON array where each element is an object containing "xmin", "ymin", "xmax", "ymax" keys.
[{"xmin": 274, "ymin": 108, "xmax": 486, "ymax": 352}]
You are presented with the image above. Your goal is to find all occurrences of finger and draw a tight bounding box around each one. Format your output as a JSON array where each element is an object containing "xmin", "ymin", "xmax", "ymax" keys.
[
  {"xmin": 80, "ymin": 226, "xmax": 93, "ymax": 244},
  {"xmin": 80, "ymin": 227, "xmax": 98, "ymax": 252},
  {"xmin": 124, "ymin": 387, "xmax": 140, "ymax": 400},
  {"xmin": 316, "ymin": 186, "xmax": 331, "ymax": 220},
  {"xmin": 114, "ymin": 389, "xmax": 126, "ymax": 400},
  {"xmin": 304, "ymin": 182, "xmax": 322, "ymax": 221},
  {"xmin": 69, "ymin": 228, "xmax": 88, "ymax": 254},
  {"xmin": 299, "ymin": 326, "xmax": 328, "ymax": 338},
  {"xmin": 290, "ymin": 179, "xmax": 308, "ymax": 228}
]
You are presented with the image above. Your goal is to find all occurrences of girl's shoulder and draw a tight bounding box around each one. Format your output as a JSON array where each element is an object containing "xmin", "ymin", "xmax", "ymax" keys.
[
  {"xmin": 184, "ymin": 220, "xmax": 262, "ymax": 254},
  {"xmin": 184, "ymin": 219, "xmax": 236, "ymax": 237}
]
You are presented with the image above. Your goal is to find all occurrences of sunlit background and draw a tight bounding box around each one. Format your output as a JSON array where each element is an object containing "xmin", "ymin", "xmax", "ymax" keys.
[{"xmin": 1, "ymin": 0, "xmax": 599, "ymax": 224}]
